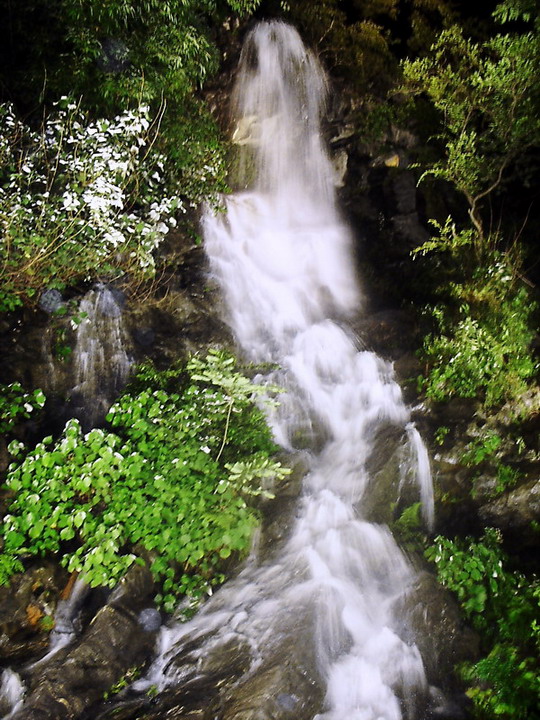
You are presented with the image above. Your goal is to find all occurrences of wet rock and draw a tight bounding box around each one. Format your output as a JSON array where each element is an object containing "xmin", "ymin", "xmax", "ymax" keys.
[
  {"xmin": 137, "ymin": 608, "xmax": 161, "ymax": 633},
  {"xmin": 386, "ymin": 172, "xmax": 418, "ymax": 215},
  {"xmin": 132, "ymin": 326, "xmax": 155, "ymax": 348},
  {"xmin": 479, "ymin": 479, "xmax": 540, "ymax": 546},
  {"xmin": 258, "ymin": 457, "xmax": 309, "ymax": 561},
  {"xmin": 92, "ymin": 683, "xmax": 219, "ymax": 720},
  {"xmin": 221, "ymin": 653, "xmax": 324, "ymax": 720},
  {"xmin": 0, "ymin": 563, "xmax": 67, "ymax": 665},
  {"xmin": 431, "ymin": 457, "xmax": 478, "ymax": 536},
  {"xmin": 199, "ymin": 636, "xmax": 252, "ymax": 678},
  {"xmin": 394, "ymin": 571, "xmax": 480, "ymax": 690},
  {"xmin": 353, "ymin": 309, "xmax": 419, "ymax": 359},
  {"xmin": 362, "ymin": 425, "xmax": 406, "ymax": 524},
  {"xmin": 332, "ymin": 147, "xmax": 348, "ymax": 187},
  {"xmin": 391, "ymin": 212, "xmax": 430, "ymax": 248},
  {"xmin": 431, "ymin": 398, "xmax": 478, "ymax": 425},
  {"xmin": 39, "ymin": 290, "xmax": 64, "ymax": 315},
  {"xmin": 10, "ymin": 565, "xmax": 157, "ymax": 720}
]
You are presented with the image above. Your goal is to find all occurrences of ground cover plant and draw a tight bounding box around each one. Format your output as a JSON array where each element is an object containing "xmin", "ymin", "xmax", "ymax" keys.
[{"xmin": 0, "ymin": 351, "xmax": 289, "ymax": 610}]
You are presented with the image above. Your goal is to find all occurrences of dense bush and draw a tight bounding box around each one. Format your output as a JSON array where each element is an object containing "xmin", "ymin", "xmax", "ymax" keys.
[
  {"xmin": 418, "ymin": 257, "xmax": 537, "ymax": 408},
  {"xmin": 427, "ymin": 529, "xmax": 540, "ymax": 719},
  {"xmin": 0, "ymin": 100, "xmax": 185, "ymax": 311},
  {"xmin": 0, "ymin": 383, "xmax": 46, "ymax": 435},
  {"xmin": 283, "ymin": 0, "xmax": 453, "ymax": 95},
  {"xmin": 0, "ymin": 351, "xmax": 289, "ymax": 610},
  {"xmin": 402, "ymin": 0, "xmax": 540, "ymax": 412},
  {"xmin": 0, "ymin": 0, "xmax": 266, "ymax": 312},
  {"xmin": 0, "ymin": 0, "xmax": 260, "ymax": 113},
  {"xmin": 402, "ymin": 2, "xmax": 540, "ymax": 248}
]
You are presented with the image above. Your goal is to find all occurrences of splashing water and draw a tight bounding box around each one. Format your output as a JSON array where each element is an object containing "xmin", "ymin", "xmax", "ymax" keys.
[
  {"xmin": 142, "ymin": 21, "xmax": 434, "ymax": 720},
  {"xmin": 0, "ymin": 670, "xmax": 25, "ymax": 719},
  {"xmin": 27, "ymin": 578, "xmax": 89, "ymax": 670}
]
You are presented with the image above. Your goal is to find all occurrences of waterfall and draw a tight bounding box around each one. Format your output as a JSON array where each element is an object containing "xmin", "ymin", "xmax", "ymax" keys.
[
  {"xmin": 0, "ymin": 671, "xmax": 24, "ymax": 719},
  {"xmin": 141, "ymin": 21, "xmax": 435, "ymax": 720},
  {"xmin": 69, "ymin": 283, "xmax": 132, "ymax": 430},
  {"xmin": 28, "ymin": 577, "xmax": 89, "ymax": 669}
]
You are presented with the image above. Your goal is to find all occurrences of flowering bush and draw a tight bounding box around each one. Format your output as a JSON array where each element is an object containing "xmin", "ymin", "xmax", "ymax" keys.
[{"xmin": 0, "ymin": 100, "xmax": 182, "ymax": 312}]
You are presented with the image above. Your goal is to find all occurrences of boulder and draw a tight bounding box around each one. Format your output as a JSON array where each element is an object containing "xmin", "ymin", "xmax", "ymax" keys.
[
  {"xmin": 479, "ymin": 479, "xmax": 540, "ymax": 546},
  {"xmin": 10, "ymin": 565, "xmax": 157, "ymax": 720}
]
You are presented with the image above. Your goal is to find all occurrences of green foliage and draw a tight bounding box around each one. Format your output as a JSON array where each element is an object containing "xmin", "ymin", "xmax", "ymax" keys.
[
  {"xmin": 462, "ymin": 430, "xmax": 502, "ymax": 466},
  {"xmin": 1, "ymin": 0, "xmax": 261, "ymax": 112},
  {"xmin": 419, "ymin": 259, "xmax": 537, "ymax": 409},
  {"xmin": 403, "ymin": 3, "xmax": 540, "ymax": 416},
  {"xmin": 426, "ymin": 529, "xmax": 540, "ymax": 718},
  {"xmin": 0, "ymin": 0, "xmax": 267, "ymax": 310},
  {"xmin": 412, "ymin": 218, "xmax": 475, "ymax": 258},
  {"xmin": 402, "ymin": 3, "xmax": 540, "ymax": 246},
  {"xmin": 463, "ymin": 644, "xmax": 540, "ymax": 720},
  {"xmin": 392, "ymin": 502, "xmax": 426, "ymax": 554},
  {"xmin": 433, "ymin": 426, "xmax": 449, "ymax": 445},
  {"xmin": 492, "ymin": 464, "xmax": 521, "ymax": 496},
  {"xmin": 0, "ymin": 351, "xmax": 289, "ymax": 611},
  {"xmin": 284, "ymin": 0, "xmax": 452, "ymax": 95},
  {"xmin": 0, "ymin": 100, "xmax": 181, "ymax": 310},
  {"xmin": 0, "ymin": 383, "xmax": 46, "ymax": 435},
  {"xmin": 284, "ymin": 0, "xmax": 396, "ymax": 94},
  {"xmin": 461, "ymin": 430, "xmax": 523, "ymax": 499},
  {"xmin": 0, "ymin": 554, "xmax": 24, "ymax": 586},
  {"xmin": 104, "ymin": 665, "xmax": 142, "ymax": 699}
]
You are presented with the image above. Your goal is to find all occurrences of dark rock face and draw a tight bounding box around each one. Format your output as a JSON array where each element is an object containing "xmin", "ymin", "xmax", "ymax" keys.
[
  {"xmin": 0, "ymin": 232, "xmax": 232, "ymax": 436},
  {"xmin": 10, "ymin": 565, "xmax": 157, "ymax": 720},
  {"xmin": 0, "ymin": 564, "xmax": 67, "ymax": 666},
  {"xmin": 38, "ymin": 290, "xmax": 64, "ymax": 315},
  {"xmin": 394, "ymin": 572, "xmax": 479, "ymax": 688},
  {"xmin": 479, "ymin": 479, "xmax": 540, "ymax": 545},
  {"xmin": 221, "ymin": 655, "xmax": 324, "ymax": 720}
]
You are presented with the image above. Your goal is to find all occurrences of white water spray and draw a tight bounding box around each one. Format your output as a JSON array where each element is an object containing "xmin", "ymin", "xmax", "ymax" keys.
[
  {"xmin": 28, "ymin": 577, "xmax": 89, "ymax": 669},
  {"xmin": 143, "ymin": 21, "xmax": 434, "ymax": 720},
  {"xmin": 0, "ymin": 670, "xmax": 25, "ymax": 719}
]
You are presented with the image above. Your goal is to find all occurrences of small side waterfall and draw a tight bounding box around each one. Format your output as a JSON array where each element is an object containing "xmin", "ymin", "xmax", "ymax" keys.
[
  {"xmin": 0, "ymin": 671, "xmax": 24, "ymax": 719},
  {"xmin": 29, "ymin": 577, "xmax": 89, "ymax": 669},
  {"xmin": 141, "ymin": 21, "xmax": 435, "ymax": 720},
  {"xmin": 69, "ymin": 284, "xmax": 132, "ymax": 429}
]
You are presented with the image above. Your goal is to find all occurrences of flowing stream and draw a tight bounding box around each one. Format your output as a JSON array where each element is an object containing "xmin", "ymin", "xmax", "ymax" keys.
[{"xmin": 140, "ymin": 21, "xmax": 435, "ymax": 720}]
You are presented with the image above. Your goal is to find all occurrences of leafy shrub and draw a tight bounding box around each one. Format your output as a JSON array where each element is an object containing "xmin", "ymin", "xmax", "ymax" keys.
[
  {"xmin": 419, "ymin": 260, "xmax": 537, "ymax": 408},
  {"xmin": 426, "ymin": 529, "xmax": 540, "ymax": 718},
  {"xmin": 1, "ymin": 351, "xmax": 289, "ymax": 610},
  {"xmin": 0, "ymin": 0, "xmax": 258, "ymax": 233},
  {"xmin": 402, "ymin": 5, "xmax": 540, "ymax": 247},
  {"xmin": 403, "ymin": 1, "xmax": 540, "ymax": 414},
  {"xmin": 285, "ymin": 0, "xmax": 452, "ymax": 95},
  {"xmin": 1, "ymin": 0, "xmax": 261, "ymax": 114},
  {"xmin": 0, "ymin": 100, "xmax": 182, "ymax": 311},
  {"xmin": 0, "ymin": 383, "xmax": 46, "ymax": 435}
]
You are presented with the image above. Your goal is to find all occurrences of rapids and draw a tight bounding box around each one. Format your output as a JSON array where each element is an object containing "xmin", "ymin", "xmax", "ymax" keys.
[{"xmin": 139, "ymin": 20, "xmax": 435, "ymax": 720}]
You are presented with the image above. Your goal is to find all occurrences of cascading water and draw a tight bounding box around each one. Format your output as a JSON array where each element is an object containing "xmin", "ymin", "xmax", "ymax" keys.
[
  {"xmin": 69, "ymin": 283, "xmax": 132, "ymax": 430},
  {"xmin": 141, "ymin": 21, "xmax": 435, "ymax": 720},
  {"xmin": 0, "ymin": 670, "xmax": 25, "ymax": 719}
]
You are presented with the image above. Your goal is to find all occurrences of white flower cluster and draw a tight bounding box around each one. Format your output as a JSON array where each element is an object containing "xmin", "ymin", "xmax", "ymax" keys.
[{"xmin": 0, "ymin": 99, "xmax": 183, "ymax": 281}]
